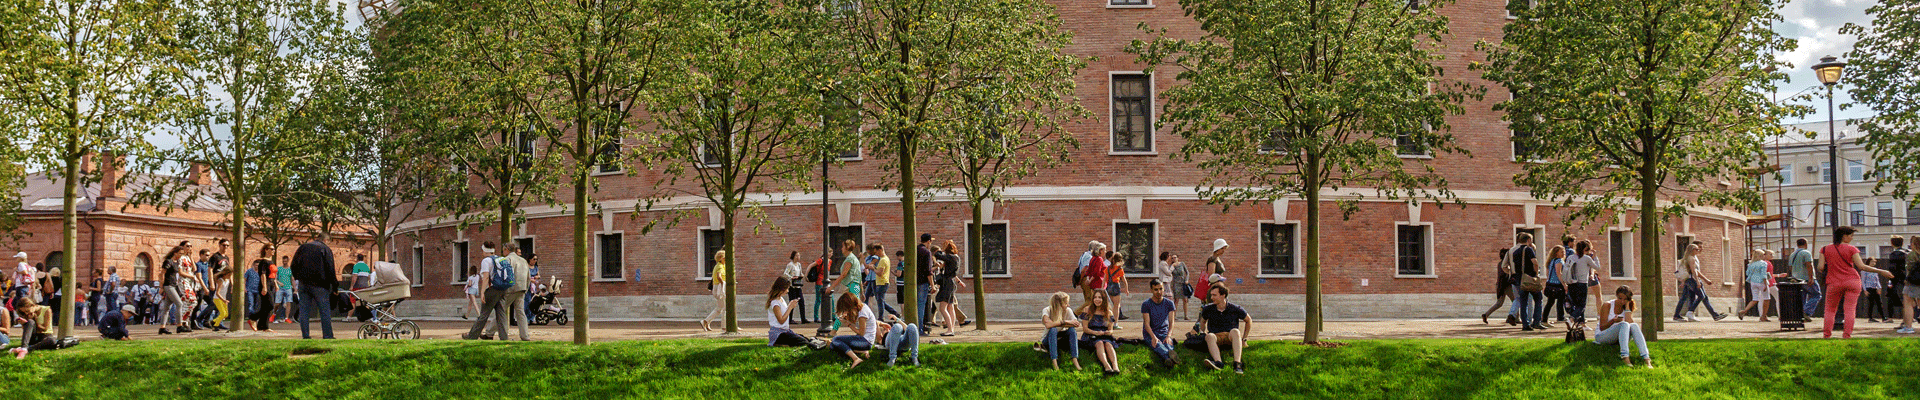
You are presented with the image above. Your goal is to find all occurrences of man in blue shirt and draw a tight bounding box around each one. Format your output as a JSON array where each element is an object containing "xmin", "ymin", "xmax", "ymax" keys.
[
  {"xmin": 1141, "ymin": 280, "xmax": 1178, "ymax": 368},
  {"xmin": 1789, "ymin": 239, "xmax": 1819, "ymax": 321},
  {"xmin": 98, "ymin": 304, "xmax": 133, "ymax": 340}
]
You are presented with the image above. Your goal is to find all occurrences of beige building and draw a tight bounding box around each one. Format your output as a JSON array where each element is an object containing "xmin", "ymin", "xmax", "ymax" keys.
[{"xmin": 1753, "ymin": 118, "xmax": 1919, "ymax": 261}]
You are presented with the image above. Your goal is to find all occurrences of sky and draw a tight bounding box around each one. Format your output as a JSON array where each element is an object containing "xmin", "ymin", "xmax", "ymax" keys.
[{"xmin": 1770, "ymin": 0, "xmax": 1878, "ymax": 125}]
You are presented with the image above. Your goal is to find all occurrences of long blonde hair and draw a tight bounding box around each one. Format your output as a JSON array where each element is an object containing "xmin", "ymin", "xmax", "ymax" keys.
[{"xmin": 1046, "ymin": 292, "xmax": 1070, "ymax": 322}]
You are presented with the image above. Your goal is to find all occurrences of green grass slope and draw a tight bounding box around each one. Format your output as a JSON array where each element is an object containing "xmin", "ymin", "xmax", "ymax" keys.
[{"xmin": 1, "ymin": 338, "xmax": 1913, "ymax": 399}]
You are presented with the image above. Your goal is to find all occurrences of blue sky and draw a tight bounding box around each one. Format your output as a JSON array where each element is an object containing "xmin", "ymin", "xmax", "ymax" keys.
[{"xmin": 1770, "ymin": 0, "xmax": 1877, "ymax": 124}]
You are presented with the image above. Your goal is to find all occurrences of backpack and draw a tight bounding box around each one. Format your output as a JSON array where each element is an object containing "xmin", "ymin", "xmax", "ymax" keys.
[
  {"xmin": 1071, "ymin": 265, "xmax": 1083, "ymax": 288},
  {"xmin": 489, "ymin": 256, "xmax": 516, "ymax": 290},
  {"xmin": 1900, "ymin": 249, "xmax": 1920, "ymax": 286}
]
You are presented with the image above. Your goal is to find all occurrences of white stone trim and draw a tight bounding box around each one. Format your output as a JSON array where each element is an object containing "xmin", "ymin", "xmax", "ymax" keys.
[
  {"xmin": 1394, "ymin": 219, "xmax": 1437, "ymax": 278},
  {"xmin": 1107, "ymin": 71, "xmax": 1156, "ymax": 155},
  {"xmin": 593, "ymin": 230, "xmax": 626, "ymax": 283},
  {"xmin": 1255, "ymin": 220, "xmax": 1303, "ymax": 278},
  {"xmin": 1112, "ymin": 219, "xmax": 1160, "ymax": 278},
  {"xmin": 959, "ymin": 219, "xmax": 1013, "ymax": 279}
]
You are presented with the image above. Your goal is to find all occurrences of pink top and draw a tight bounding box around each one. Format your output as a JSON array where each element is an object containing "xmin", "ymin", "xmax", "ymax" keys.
[{"xmin": 1821, "ymin": 244, "xmax": 1862, "ymax": 284}]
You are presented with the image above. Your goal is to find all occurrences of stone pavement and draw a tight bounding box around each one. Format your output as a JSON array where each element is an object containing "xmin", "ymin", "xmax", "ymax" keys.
[{"xmin": 102, "ymin": 315, "xmax": 1916, "ymax": 343}]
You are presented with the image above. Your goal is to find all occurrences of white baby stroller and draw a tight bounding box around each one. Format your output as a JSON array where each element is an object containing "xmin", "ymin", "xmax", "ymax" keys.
[{"xmin": 347, "ymin": 261, "xmax": 419, "ymax": 339}]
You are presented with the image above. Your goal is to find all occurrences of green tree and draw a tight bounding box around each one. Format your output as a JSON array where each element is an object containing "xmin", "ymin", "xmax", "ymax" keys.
[
  {"xmin": 0, "ymin": 0, "xmax": 175, "ymax": 338},
  {"xmin": 640, "ymin": 0, "xmax": 844, "ymax": 333},
  {"xmin": 926, "ymin": 68, "xmax": 1087, "ymax": 332},
  {"xmin": 137, "ymin": 0, "xmax": 364, "ymax": 330},
  {"xmin": 1477, "ymin": 0, "xmax": 1801, "ymax": 339},
  {"xmin": 827, "ymin": 0, "xmax": 1078, "ymax": 327},
  {"xmin": 1847, "ymin": 1, "xmax": 1920, "ymax": 201},
  {"xmin": 1130, "ymin": 0, "xmax": 1475, "ymax": 343}
]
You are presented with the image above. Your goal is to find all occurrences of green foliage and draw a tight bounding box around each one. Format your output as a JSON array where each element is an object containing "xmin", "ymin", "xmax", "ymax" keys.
[
  {"xmin": 8, "ymin": 339, "xmax": 1920, "ymax": 399},
  {"xmin": 1846, "ymin": 0, "xmax": 1920, "ymax": 201},
  {"xmin": 1476, "ymin": 0, "xmax": 1801, "ymax": 225}
]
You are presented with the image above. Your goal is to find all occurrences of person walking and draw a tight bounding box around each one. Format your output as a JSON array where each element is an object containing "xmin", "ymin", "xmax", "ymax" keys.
[
  {"xmin": 462, "ymin": 242, "xmax": 509, "ymax": 340},
  {"xmin": 1790, "ymin": 238, "xmax": 1819, "ymax": 322},
  {"xmin": 1865, "ymin": 257, "xmax": 1887, "ymax": 323},
  {"xmin": 1569, "ymin": 241, "xmax": 1600, "ymax": 325},
  {"xmin": 494, "ymin": 243, "xmax": 531, "ymax": 341},
  {"xmin": 1594, "ymin": 285, "xmax": 1652, "ymax": 368},
  {"xmin": 1901, "ymin": 236, "xmax": 1920, "ymax": 334},
  {"xmin": 1672, "ymin": 243, "xmax": 1728, "ymax": 322},
  {"xmin": 1510, "ymin": 233, "xmax": 1544, "ymax": 331},
  {"xmin": 1541, "ymin": 246, "xmax": 1568, "ymax": 328},
  {"xmin": 1163, "ymin": 252, "xmax": 1193, "ymax": 321},
  {"xmin": 245, "ymin": 259, "xmax": 274, "ymax": 332},
  {"xmin": 782, "ymin": 251, "xmax": 810, "ymax": 324},
  {"xmin": 157, "ymin": 242, "xmax": 194, "ymax": 335},
  {"xmin": 1738, "ymin": 248, "xmax": 1776, "ymax": 322},
  {"xmin": 291, "ymin": 239, "xmax": 339, "ymax": 339},
  {"xmin": 1820, "ymin": 226, "xmax": 1895, "ymax": 339},
  {"xmin": 1483, "ymin": 248, "xmax": 1518, "ymax": 325},
  {"xmin": 275, "ymin": 256, "xmax": 295, "ymax": 324},
  {"xmin": 462, "ymin": 267, "xmax": 480, "ymax": 319},
  {"xmin": 937, "ymin": 240, "xmax": 971, "ymax": 327},
  {"xmin": 934, "ymin": 244, "xmax": 968, "ymax": 336},
  {"xmin": 700, "ymin": 250, "xmax": 730, "ymax": 332},
  {"xmin": 1106, "ymin": 251, "xmax": 1130, "ymax": 322},
  {"xmin": 829, "ymin": 241, "xmax": 863, "ymax": 304},
  {"xmin": 863, "ymin": 245, "xmax": 896, "ymax": 318}
]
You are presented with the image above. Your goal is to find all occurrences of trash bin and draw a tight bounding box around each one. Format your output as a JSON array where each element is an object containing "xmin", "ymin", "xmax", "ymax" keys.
[{"xmin": 1777, "ymin": 282, "xmax": 1805, "ymax": 331}]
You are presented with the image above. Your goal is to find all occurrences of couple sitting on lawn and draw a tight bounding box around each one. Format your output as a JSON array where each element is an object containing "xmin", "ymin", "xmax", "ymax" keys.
[
  {"xmin": 765, "ymin": 277, "xmax": 921, "ymax": 369},
  {"xmin": 1042, "ymin": 280, "xmax": 1250, "ymax": 375}
]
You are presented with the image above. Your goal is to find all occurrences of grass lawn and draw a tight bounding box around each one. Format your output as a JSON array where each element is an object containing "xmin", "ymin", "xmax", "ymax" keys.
[{"xmin": 1, "ymin": 337, "xmax": 1914, "ymax": 399}]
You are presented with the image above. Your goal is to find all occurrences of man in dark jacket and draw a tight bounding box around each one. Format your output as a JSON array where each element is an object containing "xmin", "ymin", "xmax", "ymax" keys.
[
  {"xmin": 291, "ymin": 240, "xmax": 337, "ymax": 339},
  {"xmin": 99, "ymin": 304, "xmax": 133, "ymax": 340}
]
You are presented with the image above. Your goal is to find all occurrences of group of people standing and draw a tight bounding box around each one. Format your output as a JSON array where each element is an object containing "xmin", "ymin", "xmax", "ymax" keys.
[{"xmin": 1485, "ymin": 233, "xmax": 1609, "ymax": 331}]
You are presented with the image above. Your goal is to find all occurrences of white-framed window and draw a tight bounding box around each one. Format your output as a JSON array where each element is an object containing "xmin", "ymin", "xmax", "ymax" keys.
[
  {"xmin": 410, "ymin": 245, "xmax": 424, "ymax": 288},
  {"xmin": 1780, "ymin": 205, "xmax": 1795, "ymax": 229},
  {"xmin": 1849, "ymin": 160, "xmax": 1867, "ymax": 182},
  {"xmin": 1505, "ymin": 0, "xmax": 1533, "ymax": 19},
  {"xmin": 825, "ymin": 0, "xmax": 860, "ymax": 18},
  {"xmin": 828, "ymin": 225, "xmax": 866, "ymax": 277},
  {"xmin": 1113, "ymin": 221, "xmax": 1157, "ymax": 276},
  {"xmin": 1396, "ymin": 126, "xmax": 1433, "ymax": 158},
  {"xmin": 1259, "ymin": 129, "xmax": 1293, "ymax": 155},
  {"xmin": 824, "ymin": 93, "xmax": 864, "ymax": 161},
  {"xmin": 594, "ymin": 103, "xmax": 625, "ymax": 175},
  {"xmin": 1776, "ymin": 164, "xmax": 1794, "ymax": 185},
  {"xmin": 1824, "ymin": 204, "xmax": 1835, "ymax": 226},
  {"xmin": 514, "ymin": 237, "xmax": 536, "ymax": 262},
  {"xmin": 1907, "ymin": 205, "xmax": 1920, "ymax": 225},
  {"xmin": 133, "ymin": 253, "xmax": 152, "ymax": 282},
  {"xmin": 1851, "ymin": 203, "xmax": 1866, "ymax": 226},
  {"xmin": 1508, "ymin": 90, "xmax": 1537, "ymax": 162},
  {"xmin": 450, "ymin": 240, "xmax": 471, "ymax": 284},
  {"xmin": 1258, "ymin": 222, "xmax": 1301, "ymax": 277},
  {"xmin": 1821, "ymin": 161, "xmax": 1834, "ymax": 184},
  {"xmin": 595, "ymin": 232, "xmax": 625, "ymax": 282},
  {"xmin": 1608, "ymin": 229, "xmax": 1635, "ymax": 279},
  {"xmin": 1108, "ymin": 0, "xmax": 1153, "ymax": 8},
  {"xmin": 1395, "ymin": 223, "xmax": 1435, "ymax": 277},
  {"xmin": 1109, "ymin": 73, "xmax": 1155, "ymax": 154},
  {"xmin": 963, "ymin": 221, "xmax": 1012, "ymax": 278},
  {"xmin": 1879, "ymin": 202, "xmax": 1895, "ymax": 226},
  {"xmin": 697, "ymin": 228, "xmax": 726, "ymax": 281}
]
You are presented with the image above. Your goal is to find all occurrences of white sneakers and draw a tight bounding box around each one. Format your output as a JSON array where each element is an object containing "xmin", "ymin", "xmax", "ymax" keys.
[{"xmin": 1897, "ymin": 327, "xmax": 1915, "ymax": 334}]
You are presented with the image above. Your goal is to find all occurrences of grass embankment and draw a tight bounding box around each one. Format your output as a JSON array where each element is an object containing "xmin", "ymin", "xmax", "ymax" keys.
[{"xmin": 1, "ymin": 338, "xmax": 1914, "ymax": 399}]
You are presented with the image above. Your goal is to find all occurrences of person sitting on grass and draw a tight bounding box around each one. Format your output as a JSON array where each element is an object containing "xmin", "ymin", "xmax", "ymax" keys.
[
  {"xmin": 1142, "ymin": 279, "xmax": 1179, "ymax": 368},
  {"xmin": 99, "ymin": 304, "xmax": 134, "ymax": 341},
  {"xmin": 881, "ymin": 312, "xmax": 921, "ymax": 367},
  {"xmin": 9, "ymin": 298, "xmax": 56, "ymax": 359},
  {"xmin": 766, "ymin": 277, "xmax": 809, "ymax": 347},
  {"xmin": 1040, "ymin": 292, "xmax": 1082, "ymax": 370},
  {"xmin": 1079, "ymin": 291, "xmax": 1122, "ymax": 376},
  {"xmin": 1594, "ymin": 285, "xmax": 1652, "ymax": 368},
  {"xmin": 830, "ymin": 293, "xmax": 878, "ymax": 369},
  {"xmin": 1199, "ymin": 284, "xmax": 1250, "ymax": 374}
]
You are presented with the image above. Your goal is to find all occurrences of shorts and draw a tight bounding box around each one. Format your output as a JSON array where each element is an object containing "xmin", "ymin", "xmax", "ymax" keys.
[
  {"xmin": 1749, "ymin": 283, "xmax": 1770, "ymax": 300},
  {"xmin": 276, "ymin": 287, "xmax": 295, "ymax": 304},
  {"xmin": 1106, "ymin": 283, "xmax": 1122, "ymax": 297},
  {"xmin": 1905, "ymin": 285, "xmax": 1920, "ymax": 299}
]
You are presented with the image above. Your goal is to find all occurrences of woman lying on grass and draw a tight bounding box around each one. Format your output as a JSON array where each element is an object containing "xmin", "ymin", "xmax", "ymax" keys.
[{"xmin": 1594, "ymin": 285, "xmax": 1652, "ymax": 368}]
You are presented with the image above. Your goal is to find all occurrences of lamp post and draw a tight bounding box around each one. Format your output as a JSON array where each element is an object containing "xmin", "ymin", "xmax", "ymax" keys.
[{"xmin": 1813, "ymin": 55, "xmax": 1846, "ymax": 235}]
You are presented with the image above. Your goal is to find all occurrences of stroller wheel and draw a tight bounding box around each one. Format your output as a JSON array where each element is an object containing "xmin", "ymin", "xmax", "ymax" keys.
[
  {"xmin": 392, "ymin": 321, "xmax": 420, "ymax": 340},
  {"xmin": 557, "ymin": 314, "xmax": 569, "ymax": 325},
  {"xmin": 358, "ymin": 324, "xmax": 382, "ymax": 339}
]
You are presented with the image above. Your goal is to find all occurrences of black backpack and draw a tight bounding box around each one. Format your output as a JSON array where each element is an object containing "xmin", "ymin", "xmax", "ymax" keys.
[
  {"xmin": 1071, "ymin": 265, "xmax": 1083, "ymax": 288},
  {"xmin": 1899, "ymin": 249, "xmax": 1920, "ymax": 286}
]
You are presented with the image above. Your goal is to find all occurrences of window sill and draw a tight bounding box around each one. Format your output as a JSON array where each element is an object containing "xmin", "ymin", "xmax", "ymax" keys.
[
  {"xmin": 961, "ymin": 274, "xmax": 1013, "ymax": 279},
  {"xmin": 1108, "ymin": 151, "xmax": 1159, "ymax": 156},
  {"xmin": 1608, "ymin": 276, "xmax": 1636, "ymax": 281},
  {"xmin": 1106, "ymin": 4, "xmax": 1155, "ymax": 9},
  {"xmin": 590, "ymin": 277, "xmax": 626, "ymax": 283},
  {"xmin": 838, "ymin": 157, "xmax": 864, "ymax": 162},
  {"xmin": 1255, "ymin": 274, "xmax": 1304, "ymax": 278},
  {"xmin": 590, "ymin": 170, "xmax": 625, "ymax": 177},
  {"xmin": 451, "ymin": 281, "xmax": 467, "ymax": 286},
  {"xmin": 1394, "ymin": 274, "xmax": 1439, "ymax": 279},
  {"xmin": 1397, "ymin": 154, "xmax": 1434, "ymax": 159}
]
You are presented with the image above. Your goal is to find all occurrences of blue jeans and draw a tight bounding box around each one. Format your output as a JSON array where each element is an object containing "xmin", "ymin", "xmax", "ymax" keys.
[
  {"xmin": 867, "ymin": 282, "xmax": 897, "ymax": 317},
  {"xmin": 917, "ymin": 283, "xmax": 933, "ymax": 329},
  {"xmin": 1511, "ymin": 285, "xmax": 1540, "ymax": 325},
  {"xmin": 1595, "ymin": 322, "xmax": 1650, "ymax": 360},
  {"xmin": 1674, "ymin": 279, "xmax": 1719, "ymax": 318},
  {"xmin": 1148, "ymin": 341, "xmax": 1176, "ymax": 364},
  {"xmin": 886, "ymin": 323, "xmax": 919, "ymax": 364},
  {"xmin": 1566, "ymin": 283, "xmax": 1589, "ymax": 323},
  {"xmin": 830, "ymin": 335, "xmax": 871, "ymax": 354},
  {"xmin": 298, "ymin": 283, "xmax": 334, "ymax": 339},
  {"xmin": 1803, "ymin": 280, "xmax": 1824, "ymax": 317},
  {"xmin": 814, "ymin": 285, "xmax": 834, "ymax": 325},
  {"xmin": 1045, "ymin": 327, "xmax": 1079, "ymax": 360}
]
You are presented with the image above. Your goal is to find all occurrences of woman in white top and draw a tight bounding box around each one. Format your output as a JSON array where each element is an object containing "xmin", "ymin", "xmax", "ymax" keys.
[
  {"xmin": 1594, "ymin": 285, "xmax": 1652, "ymax": 368},
  {"xmin": 1040, "ymin": 292, "xmax": 1082, "ymax": 370},
  {"xmin": 766, "ymin": 277, "xmax": 809, "ymax": 347},
  {"xmin": 463, "ymin": 267, "xmax": 480, "ymax": 319},
  {"xmin": 781, "ymin": 251, "xmax": 808, "ymax": 324},
  {"xmin": 829, "ymin": 293, "xmax": 879, "ymax": 369},
  {"xmin": 1570, "ymin": 241, "xmax": 1602, "ymax": 325}
]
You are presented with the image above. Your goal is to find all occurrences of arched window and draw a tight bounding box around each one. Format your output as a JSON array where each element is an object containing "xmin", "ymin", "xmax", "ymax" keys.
[
  {"xmin": 43, "ymin": 251, "xmax": 64, "ymax": 274},
  {"xmin": 134, "ymin": 253, "xmax": 153, "ymax": 282}
]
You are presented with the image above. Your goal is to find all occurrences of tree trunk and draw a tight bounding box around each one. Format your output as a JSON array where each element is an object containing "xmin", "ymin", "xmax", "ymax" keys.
[
  {"xmin": 57, "ymin": 151, "xmax": 77, "ymax": 339},
  {"xmin": 970, "ymin": 200, "xmax": 985, "ymax": 331},
  {"xmin": 1303, "ymin": 168, "xmax": 1324, "ymax": 344},
  {"xmin": 899, "ymin": 133, "xmax": 919, "ymax": 327},
  {"xmin": 1638, "ymin": 167, "xmax": 1663, "ymax": 340},
  {"xmin": 723, "ymin": 212, "xmax": 737, "ymax": 333},
  {"xmin": 228, "ymin": 167, "xmax": 248, "ymax": 331},
  {"xmin": 572, "ymin": 158, "xmax": 591, "ymax": 345},
  {"xmin": 500, "ymin": 192, "xmax": 514, "ymax": 264}
]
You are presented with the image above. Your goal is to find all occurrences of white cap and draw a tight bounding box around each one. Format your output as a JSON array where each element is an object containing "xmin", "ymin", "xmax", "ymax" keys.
[
  {"xmin": 12, "ymin": 252, "xmax": 23, "ymax": 259},
  {"xmin": 1208, "ymin": 273, "xmax": 1225, "ymax": 283},
  {"xmin": 481, "ymin": 245, "xmax": 496, "ymax": 254},
  {"xmin": 1212, "ymin": 239, "xmax": 1229, "ymax": 253},
  {"xmin": 122, "ymin": 304, "xmax": 136, "ymax": 314}
]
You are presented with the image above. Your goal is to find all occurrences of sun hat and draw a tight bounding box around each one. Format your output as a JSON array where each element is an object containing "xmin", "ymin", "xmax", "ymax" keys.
[
  {"xmin": 1211, "ymin": 239, "xmax": 1229, "ymax": 253},
  {"xmin": 122, "ymin": 304, "xmax": 136, "ymax": 314}
]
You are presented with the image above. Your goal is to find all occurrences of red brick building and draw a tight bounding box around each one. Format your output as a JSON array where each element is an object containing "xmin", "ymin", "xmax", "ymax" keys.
[
  {"xmin": 389, "ymin": 0, "xmax": 1750, "ymax": 320},
  {"xmin": 11, "ymin": 159, "xmax": 372, "ymax": 292}
]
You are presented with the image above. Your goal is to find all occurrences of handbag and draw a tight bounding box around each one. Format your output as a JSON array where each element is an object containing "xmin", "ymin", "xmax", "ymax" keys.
[
  {"xmin": 1563, "ymin": 324, "xmax": 1586, "ymax": 343},
  {"xmin": 1544, "ymin": 282, "xmax": 1566, "ymax": 299},
  {"xmin": 1520, "ymin": 275, "xmax": 1546, "ymax": 292}
]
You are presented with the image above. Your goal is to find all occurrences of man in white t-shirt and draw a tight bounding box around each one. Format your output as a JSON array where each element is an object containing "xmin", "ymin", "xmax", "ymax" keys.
[
  {"xmin": 462, "ymin": 242, "xmax": 506, "ymax": 340},
  {"xmin": 12, "ymin": 252, "xmax": 36, "ymax": 301}
]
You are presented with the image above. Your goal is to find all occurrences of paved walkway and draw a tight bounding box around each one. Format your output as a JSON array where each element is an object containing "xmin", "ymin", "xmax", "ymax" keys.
[{"xmin": 104, "ymin": 315, "xmax": 1913, "ymax": 343}]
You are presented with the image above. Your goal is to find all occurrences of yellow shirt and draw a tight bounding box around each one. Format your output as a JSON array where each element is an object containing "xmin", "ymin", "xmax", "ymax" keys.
[
  {"xmin": 713, "ymin": 263, "xmax": 728, "ymax": 284},
  {"xmin": 874, "ymin": 255, "xmax": 893, "ymax": 285}
]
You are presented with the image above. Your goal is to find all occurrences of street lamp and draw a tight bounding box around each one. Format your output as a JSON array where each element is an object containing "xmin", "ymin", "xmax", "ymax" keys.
[{"xmin": 1813, "ymin": 55, "xmax": 1845, "ymax": 235}]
